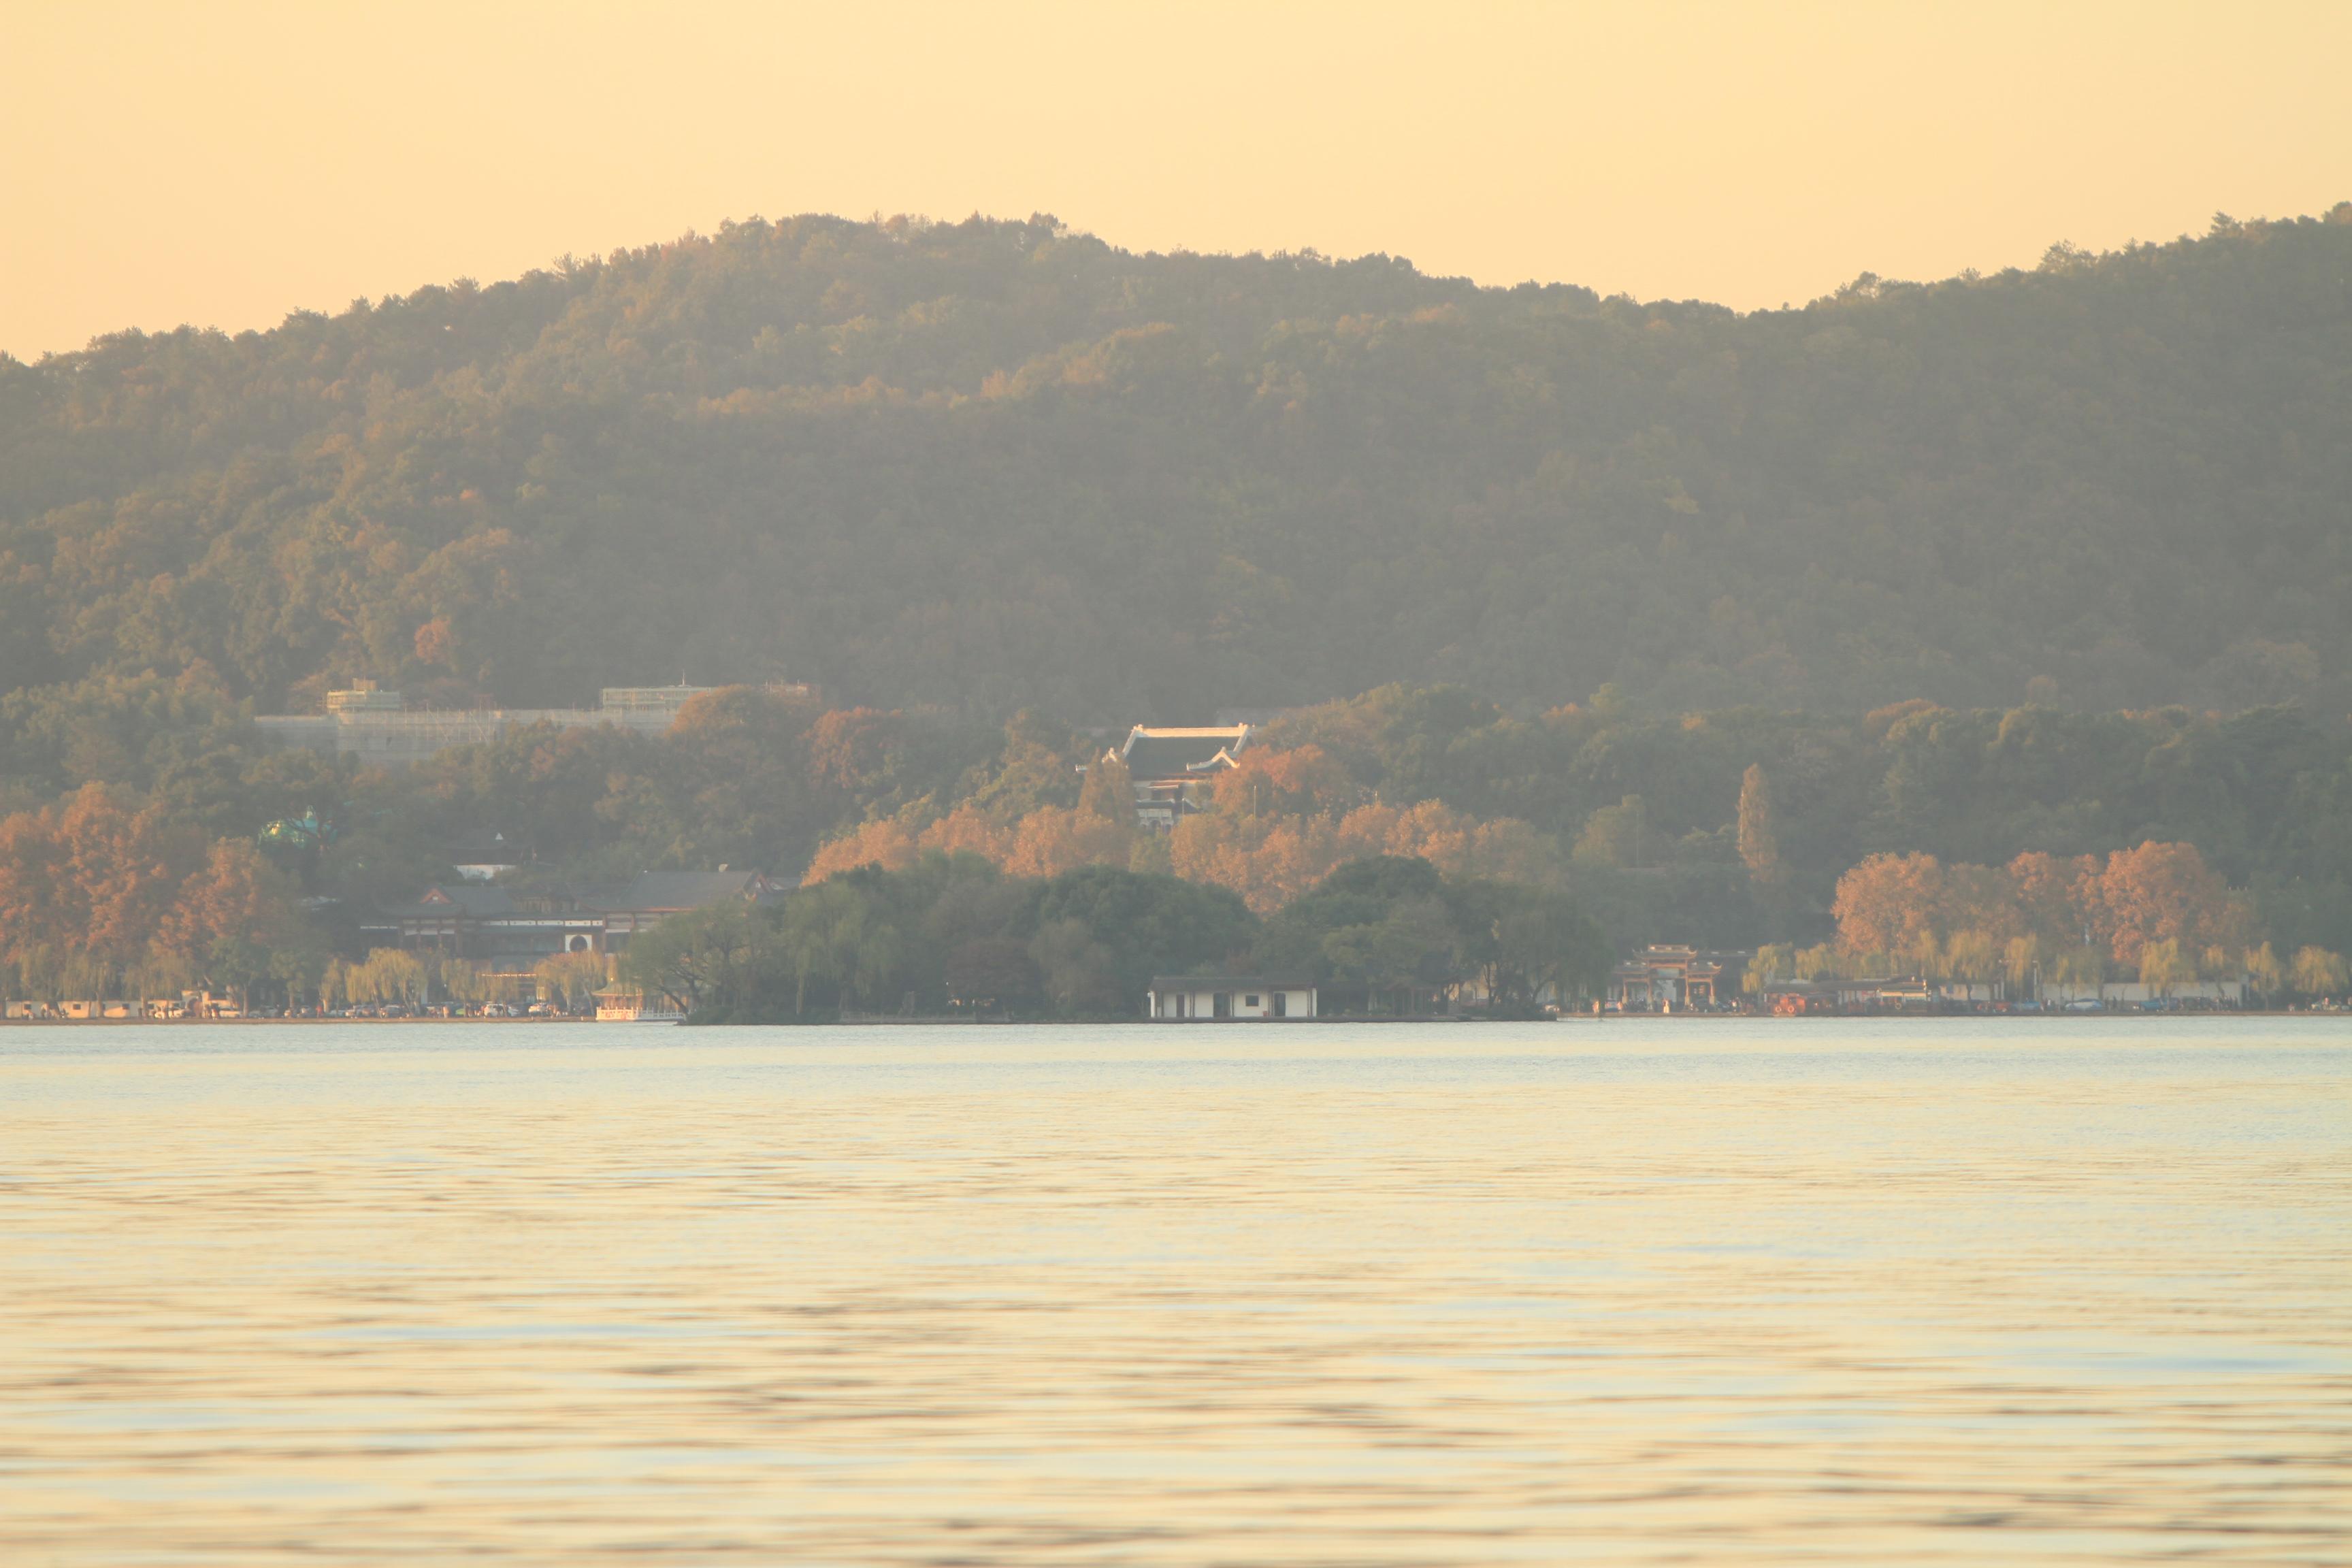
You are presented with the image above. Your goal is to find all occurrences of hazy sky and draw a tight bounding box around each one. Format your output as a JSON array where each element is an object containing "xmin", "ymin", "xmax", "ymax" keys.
[{"xmin": 5, "ymin": 0, "xmax": 2347, "ymax": 360}]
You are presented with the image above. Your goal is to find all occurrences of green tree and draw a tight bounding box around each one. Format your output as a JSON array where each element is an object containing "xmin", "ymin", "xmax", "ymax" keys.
[
  {"xmin": 533, "ymin": 949, "xmax": 609, "ymax": 1013},
  {"xmin": 1737, "ymin": 764, "xmax": 1784, "ymax": 889},
  {"xmin": 1573, "ymin": 796, "xmax": 1646, "ymax": 868},
  {"xmin": 941, "ymin": 934, "xmax": 1039, "ymax": 1012},
  {"xmin": 620, "ymin": 900, "xmax": 780, "ymax": 1019},
  {"xmin": 1475, "ymin": 883, "xmax": 1611, "ymax": 1013},
  {"xmin": 203, "ymin": 936, "xmax": 273, "ymax": 1011},
  {"xmin": 1030, "ymin": 866, "xmax": 1256, "ymax": 1011},
  {"xmin": 1028, "ymin": 919, "xmax": 1122, "ymax": 1015},
  {"xmin": 1744, "ymin": 943, "xmax": 1795, "ymax": 993},
  {"xmin": 1319, "ymin": 897, "xmax": 1460, "ymax": 1014}
]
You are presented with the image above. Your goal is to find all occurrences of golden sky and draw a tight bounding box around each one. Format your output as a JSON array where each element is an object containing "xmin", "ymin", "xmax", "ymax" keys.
[{"xmin": 5, "ymin": 0, "xmax": 2347, "ymax": 360}]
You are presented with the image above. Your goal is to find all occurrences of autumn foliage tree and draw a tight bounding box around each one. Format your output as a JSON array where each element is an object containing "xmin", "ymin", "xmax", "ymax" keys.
[
  {"xmin": 1831, "ymin": 842, "xmax": 2256, "ymax": 983},
  {"xmin": 1829, "ymin": 853, "xmax": 1950, "ymax": 956},
  {"xmin": 0, "ymin": 783, "xmax": 306, "ymax": 1003},
  {"xmin": 2090, "ymin": 841, "xmax": 2248, "ymax": 964},
  {"xmin": 1166, "ymin": 747, "xmax": 1561, "ymax": 914},
  {"xmin": 798, "ymin": 738, "xmax": 1565, "ymax": 915}
]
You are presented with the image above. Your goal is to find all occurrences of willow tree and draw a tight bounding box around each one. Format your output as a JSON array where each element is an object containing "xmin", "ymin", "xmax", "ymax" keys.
[
  {"xmin": 2137, "ymin": 938, "xmax": 2187, "ymax": 1000},
  {"xmin": 2290, "ymin": 945, "xmax": 2349, "ymax": 998}
]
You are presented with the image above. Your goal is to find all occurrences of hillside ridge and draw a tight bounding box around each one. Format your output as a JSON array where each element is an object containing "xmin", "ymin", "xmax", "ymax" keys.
[{"xmin": 3, "ymin": 206, "xmax": 2350, "ymax": 729}]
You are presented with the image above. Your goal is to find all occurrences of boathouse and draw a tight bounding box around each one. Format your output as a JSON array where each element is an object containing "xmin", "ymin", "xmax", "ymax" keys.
[{"xmin": 1146, "ymin": 975, "xmax": 1316, "ymax": 1019}]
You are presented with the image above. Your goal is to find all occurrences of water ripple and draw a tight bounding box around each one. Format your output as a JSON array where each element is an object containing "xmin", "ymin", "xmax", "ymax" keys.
[{"xmin": 1, "ymin": 1018, "xmax": 2347, "ymax": 1564}]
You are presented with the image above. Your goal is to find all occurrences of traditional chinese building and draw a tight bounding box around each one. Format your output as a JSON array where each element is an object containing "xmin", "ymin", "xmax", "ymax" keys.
[
  {"xmin": 1101, "ymin": 723, "xmax": 1254, "ymax": 830},
  {"xmin": 1607, "ymin": 945, "xmax": 1752, "ymax": 1009}
]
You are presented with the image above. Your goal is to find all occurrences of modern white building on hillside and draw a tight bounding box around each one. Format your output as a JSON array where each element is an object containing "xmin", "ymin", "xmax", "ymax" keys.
[{"xmin": 254, "ymin": 682, "xmax": 811, "ymax": 768}]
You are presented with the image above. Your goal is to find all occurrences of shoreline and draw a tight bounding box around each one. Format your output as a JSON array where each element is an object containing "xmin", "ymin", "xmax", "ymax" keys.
[{"xmin": 3, "ymin": 1009, "xmax": 2343, "ymax": 1027}]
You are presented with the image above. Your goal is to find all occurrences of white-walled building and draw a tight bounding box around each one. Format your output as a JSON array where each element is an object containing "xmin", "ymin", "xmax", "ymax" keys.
[
  {"xmin": 255, "ymin": 683, "xmax": 811, "ymax": 769},
  {"xmin": 1147, "ymin": 975, "xmax": 1316, "ymax": 1020}
]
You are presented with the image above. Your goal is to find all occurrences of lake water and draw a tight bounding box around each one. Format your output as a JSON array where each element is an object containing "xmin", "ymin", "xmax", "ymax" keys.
[{"xmin": 2, "ymin": 1018, "xmax": 2347, "ymax": 1565}]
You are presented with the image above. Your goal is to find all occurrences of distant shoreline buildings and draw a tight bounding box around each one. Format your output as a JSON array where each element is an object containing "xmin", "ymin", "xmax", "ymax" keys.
[
  {"xmin": 1607, "ymin": 942, "xmax": 2251, "ymax": 1013},
  {"xmin": 369, "ymin": 870, "xmax": 782, "ymax": 968}
]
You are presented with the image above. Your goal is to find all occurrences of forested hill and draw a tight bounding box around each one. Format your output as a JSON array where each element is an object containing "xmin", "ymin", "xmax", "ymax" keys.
[{"xmin": 4, "ymin": 206, "xmax": 2350, "ymax": 727}]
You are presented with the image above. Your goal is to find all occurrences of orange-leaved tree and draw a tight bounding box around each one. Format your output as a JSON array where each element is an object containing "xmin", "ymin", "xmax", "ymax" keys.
[{"xmin": 1831, "ymin": 853, "xmax": 1946, "ymax": 958}]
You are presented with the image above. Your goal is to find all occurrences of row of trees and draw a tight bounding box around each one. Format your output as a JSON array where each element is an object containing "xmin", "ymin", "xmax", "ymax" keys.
[
  {"xmin": 7, "ymin": 675, "xmax": 2352, "ymax": 995},
  {"xmin": 1831, "ymin": 844, "xmax": 2253, "ymax": 966},
  {"xmin": 1780, "ymin": 843, "xmax": 2350, "ymax": 999},
  {"xmin": 0, "ymin": 938, "xmax": 612, "ymax": 1015},
  {"xmin": 617, "ymin": 853, "xmax": 1610, "ymax": 1022},
  {"xmin": 0, "ymin": 772, "xmax": 625, "ymax": 1008},
  {"xmin": 801, "ymin": 742, "xmax": 1563, "ymax": 915},
  {"xmin": 1749, "ymin": 932, "xmax": 2347, "ymax": 1000},
  {"xmin": 793, "ymin": 693, "xmax": 2352, "ymax": 969},
  {"xmin": 0, "ymin": 781, "xmax": 321, "ymax": 1007},
  {"xmin": 314, "ymin": 951, "xmax": 503, "ymax": 1011},
  {"xmin": 1260, "ymin": 688, "xmax": 2352, "ymax": 956},
  {"xmin": 310, "ymin": 948, "xmax": 608, "ymax": 1012}
]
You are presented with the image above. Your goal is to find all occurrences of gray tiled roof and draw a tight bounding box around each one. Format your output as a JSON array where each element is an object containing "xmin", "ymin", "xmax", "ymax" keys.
[
  {"xmin": 1148, "ymin": 975, "xmax": 1316, "ymax": 990},
  {"xmin": 1118, "ymin": 727, "xmax": 1250, "ymax": 781},
  {"xmin": 617, "ymin": 870, "xmax": 768, "ymax": 911},
  {"xmin": 393, "ymin": 884, "xmax": 519, "ymax": 917}
]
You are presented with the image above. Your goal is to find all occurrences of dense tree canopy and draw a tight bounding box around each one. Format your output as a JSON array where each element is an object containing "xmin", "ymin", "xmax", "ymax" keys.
[
  {"xmin": 612, "ymin": 852, "xmax": 1606, "ymax": 1023},
  {"xmin": 7, "ymin": 208, "xmax": 2352, "ymax": 997},
  {"xmin": 6, "ymin": 677, "xmax": 2352, "ymax": 1005},
  {"xmin": 4, "ymin": 207, "xmax": 2350, "ymax": 732}
]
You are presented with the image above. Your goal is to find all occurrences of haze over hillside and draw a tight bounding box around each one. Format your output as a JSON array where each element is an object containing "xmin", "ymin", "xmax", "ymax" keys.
[{"xmin": 3, "ymin": 206, "xmax": 2349, "ymax": 725}]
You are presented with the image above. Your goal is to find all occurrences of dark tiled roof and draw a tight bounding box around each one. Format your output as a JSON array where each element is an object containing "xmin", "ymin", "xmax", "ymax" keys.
[
  {"xmin": 1118, "ymin": 726, "xmax": 1250, "ymax": 781},
  {"xmin": 1149, "ymin": 975, "xmax": 1317, "ymax": 990},
  {"xmin": 617, "ymin": 870, "xmax": 769, "ymax": 911},
  {"xmin": 503, "ymin": 881, "xmax": 629, "ymax": 913},
  {"xmin": 392, "ymin": 884, "xmax": 518, "ymax": 917}
]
